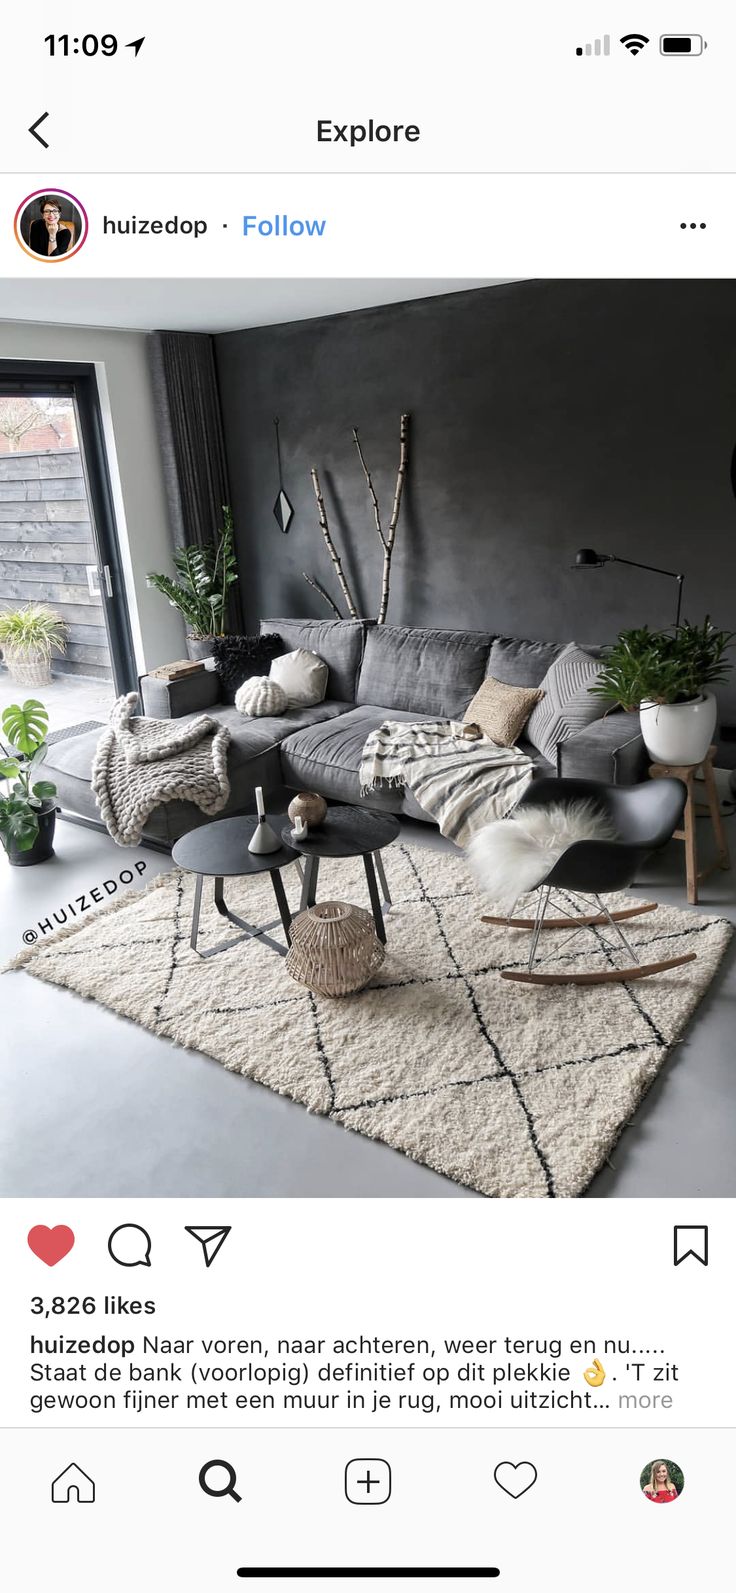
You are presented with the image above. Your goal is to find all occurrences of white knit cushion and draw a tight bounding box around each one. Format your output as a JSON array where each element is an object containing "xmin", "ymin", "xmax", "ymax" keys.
[
  {"xmin": 235, "ymin": 675, "xmax": 288, "ymax": 717},
  {"xmin": 467, "ymin": 799, "xmax": 616, "ymax": 912},
  {"xmin": 270, "ymin": 647, "xmax": 328, "ymax": 707},
  {"xmin": 526, "ymin": 643, "xmax": 605, "ymax": 763}
]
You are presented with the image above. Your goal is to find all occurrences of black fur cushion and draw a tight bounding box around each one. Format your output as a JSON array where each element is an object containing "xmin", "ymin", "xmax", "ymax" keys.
[{"xmin": 212, "ymin": 633, "xmax": 285, "ymax": 704}]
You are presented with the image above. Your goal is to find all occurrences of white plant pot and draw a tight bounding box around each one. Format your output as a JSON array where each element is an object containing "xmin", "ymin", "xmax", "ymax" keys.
[{"xmin": 639, "ymin": 692, "xmax": 717, "ymax": 766}]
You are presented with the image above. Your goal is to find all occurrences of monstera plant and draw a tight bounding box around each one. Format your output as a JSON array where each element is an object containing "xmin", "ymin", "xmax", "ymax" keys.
[{"xmin": 0, "ymin": 699, "xmax": 58, "ymax": 866}]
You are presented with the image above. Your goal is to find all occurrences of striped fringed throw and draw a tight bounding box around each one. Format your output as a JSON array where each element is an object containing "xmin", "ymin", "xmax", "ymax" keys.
[{"xmin": 359, "ymin": 719, "xmax": 533, "ymax": 847}]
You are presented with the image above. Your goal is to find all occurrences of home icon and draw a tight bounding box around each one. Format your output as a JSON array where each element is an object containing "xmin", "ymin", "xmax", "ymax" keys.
[{"xmin": 51, "ymin": 1463, "xmax": 96, "ymax": 1503}]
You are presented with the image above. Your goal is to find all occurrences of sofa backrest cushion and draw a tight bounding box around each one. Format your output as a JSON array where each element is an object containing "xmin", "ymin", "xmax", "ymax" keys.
[
  {"xmin": 356, "ymin": 624, "xmax": 492, "ymax": 717},
  {"xmin": 260, "ymin": 619, "xmax": 368, "ymax": 702},
  {"xmin": 488, "ymin": 635, "xmax": 564, "ymax": 687}
]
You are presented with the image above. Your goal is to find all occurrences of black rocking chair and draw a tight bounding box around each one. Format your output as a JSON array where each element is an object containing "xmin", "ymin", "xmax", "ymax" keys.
[{"xmin": 481, "ymin": 776, "xmax": 694, "ymax": 986}]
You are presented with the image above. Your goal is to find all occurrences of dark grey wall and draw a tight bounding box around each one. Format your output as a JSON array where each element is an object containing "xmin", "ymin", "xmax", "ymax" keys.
[{"xmin": 215, "ymin": 280, "xmax": 736, "ymax": 710}]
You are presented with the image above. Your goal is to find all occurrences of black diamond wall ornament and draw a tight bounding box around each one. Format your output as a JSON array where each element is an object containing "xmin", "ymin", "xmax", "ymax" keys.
[
  {"xmin": 272, "ymin": 417, "xmax": 293, "ymax": 532},
  {"xmin": 273, "ymin": 488, "xmax": 294, "ymax": 533}
]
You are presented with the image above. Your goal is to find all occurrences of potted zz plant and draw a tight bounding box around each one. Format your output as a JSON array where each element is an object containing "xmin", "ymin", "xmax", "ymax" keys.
[
  {"xmin": 0, "ymin": 699, "xmax": 58, "ymax": 866},
  {"xmin": 147, "ymin": 505, "xmax": 239, "ymax": 660},
  {"xmin": 590, "ymin": 617, "xmax": 734, "ymax": 764},
  {"xmin": 0, "ymin": 603, "xmax": 67, "ymax": 687}
]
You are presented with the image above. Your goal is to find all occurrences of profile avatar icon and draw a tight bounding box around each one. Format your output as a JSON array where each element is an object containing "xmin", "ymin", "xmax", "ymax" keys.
[
  {"xmin": 641, "ymin": 1458, "xmax": 683, "ymax": 1503},
  {"xmin": 15, "ymin": 188, "xmax": 87, "ymax": 262}
]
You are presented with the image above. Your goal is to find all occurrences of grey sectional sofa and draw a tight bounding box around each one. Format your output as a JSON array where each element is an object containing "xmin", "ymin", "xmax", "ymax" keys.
[{"xmin": 41, "ymin": 618, "xmax": 646, "ymax": 847}]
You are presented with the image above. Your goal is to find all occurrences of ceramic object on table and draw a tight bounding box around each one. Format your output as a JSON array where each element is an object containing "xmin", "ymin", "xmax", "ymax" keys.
[{"xmin": 287, "ymin": 790, "xmax": 328, "ymax": 828}]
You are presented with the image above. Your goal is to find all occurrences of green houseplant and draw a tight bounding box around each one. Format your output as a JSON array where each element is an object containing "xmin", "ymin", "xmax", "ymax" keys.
[
  {"xmin": 147, "ymin": 506, "xmax": 238, "ymax": 659},
  {"xmin": 0, "ymin": 604, "xmax": 67, "ymax": 688},
  {"xmin": 0, "ymin": 699, "xmax": 58, "ymax": 866},
  {"xmin": 590, "ymin": 618, "xmax": 734, "ymax": 764}
]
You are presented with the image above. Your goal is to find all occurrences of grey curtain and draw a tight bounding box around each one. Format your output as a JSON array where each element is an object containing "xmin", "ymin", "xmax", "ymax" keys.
[{"xmin": 148, "ymin": 330, "xmax": 243, "ymax": 628}]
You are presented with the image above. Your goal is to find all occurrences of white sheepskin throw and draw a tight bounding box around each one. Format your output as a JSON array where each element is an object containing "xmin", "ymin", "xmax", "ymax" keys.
[
  {"xmin": 467, "ymin": 799, "xmax": 617, "ymax": 912},
  {"xmin": 235, "ymin": 675, "xmax": 288, "ymax": 717}
]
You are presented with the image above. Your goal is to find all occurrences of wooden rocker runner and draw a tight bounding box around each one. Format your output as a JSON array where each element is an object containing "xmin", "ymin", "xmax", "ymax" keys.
[{"xmin": 482, "ymin": 776, "xmax": 695, "ymax": 987}]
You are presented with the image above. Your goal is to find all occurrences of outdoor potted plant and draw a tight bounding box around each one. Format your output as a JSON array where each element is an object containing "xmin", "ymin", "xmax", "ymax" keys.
[
  {"xmin": 147, "ymin": 505, "xmax": 238, "ymax": 660},
  {"xmin": 0, "ymin": 603, "xmax": 67, "ymax": 687},
  {"xmin": 590, "ymin": 617, "xmax": 734, "ymax": 764},
  {"xmin": 0, "ymin": 699, "xmax": 58, "ymax": 866}
]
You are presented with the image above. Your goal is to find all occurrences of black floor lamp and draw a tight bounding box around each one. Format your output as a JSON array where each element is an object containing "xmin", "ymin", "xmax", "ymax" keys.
[{"xmin": 573, "ymin": 548, "xmax": 685, "ymax": 628}]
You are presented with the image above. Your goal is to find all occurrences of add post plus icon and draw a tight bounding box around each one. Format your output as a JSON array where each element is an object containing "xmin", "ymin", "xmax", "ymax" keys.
[{"xmin": 345, "ymin": 1459, "xmax": 392, "ymax": 1505}]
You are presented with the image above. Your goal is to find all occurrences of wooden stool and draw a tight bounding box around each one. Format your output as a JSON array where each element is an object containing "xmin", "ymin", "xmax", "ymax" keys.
[{"xmin": 649, "ymin": 744, "xmax": 731, "ymax": 904}]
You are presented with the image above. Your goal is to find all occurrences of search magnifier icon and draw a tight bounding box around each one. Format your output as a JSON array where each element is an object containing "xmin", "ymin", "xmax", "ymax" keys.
[{"xmin": 199, "ymin": 1459, "xmax": 242, "ymax": 1502}]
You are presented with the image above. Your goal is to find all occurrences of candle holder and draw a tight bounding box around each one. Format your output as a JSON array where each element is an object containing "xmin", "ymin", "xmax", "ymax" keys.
[{"xmin": 248, "ymin": 786, "xmax": 281, "ymax": 855}]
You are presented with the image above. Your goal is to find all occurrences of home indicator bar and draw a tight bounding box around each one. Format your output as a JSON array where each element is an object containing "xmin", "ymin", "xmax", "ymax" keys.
[{"xmin": 236, "ymin": 1572, "xmax": 501, "ymax": 1582}]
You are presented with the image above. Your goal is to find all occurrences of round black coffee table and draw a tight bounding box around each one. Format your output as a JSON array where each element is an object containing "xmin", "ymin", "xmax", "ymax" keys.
[
  {"xmin": 281, "ymin": 805, "xmax": 400, "ymax": 944},
  {"xmin": 173, "ymin": 813, "xmax": 299, "ymax": 958}
]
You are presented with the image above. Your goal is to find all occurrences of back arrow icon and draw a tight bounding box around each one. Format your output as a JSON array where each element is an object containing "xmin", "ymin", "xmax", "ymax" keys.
[{"xmin": 29, "ymin": 112, "xmax": 50, "ymax": 149}]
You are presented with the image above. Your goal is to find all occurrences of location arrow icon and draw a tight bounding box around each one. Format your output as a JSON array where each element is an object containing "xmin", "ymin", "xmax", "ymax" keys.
[
  {"xmin": 185, "ymin": 1226, "xmax": 231, "ymax": 1268},
  {"xmin": 29, "ymin": 112, "xmax": 50, "ymax": 149},
  {"xmin": 126, "ymin": 37, "xmax": 145, "ymax": 57}
]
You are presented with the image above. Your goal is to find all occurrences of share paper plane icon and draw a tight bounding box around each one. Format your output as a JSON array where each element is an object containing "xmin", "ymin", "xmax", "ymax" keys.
[{"xmin": 185, "ymin": 1226, "xmax": 232, "ymax": 1268}]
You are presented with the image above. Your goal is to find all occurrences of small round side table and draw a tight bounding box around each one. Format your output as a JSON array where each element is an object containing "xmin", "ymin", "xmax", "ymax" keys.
[
  {"xmin": 281, "ymin": 804, "xmax": 400, "ymax": 943},
  {"xmin": 172, "ymin": 813, "xmax": 298, "ymax": 957}
]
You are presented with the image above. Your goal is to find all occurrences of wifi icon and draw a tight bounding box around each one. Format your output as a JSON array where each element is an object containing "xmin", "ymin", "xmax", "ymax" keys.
[{"xmin": 620, "ymin": 33, "xmax": 649, "ymax": 54}]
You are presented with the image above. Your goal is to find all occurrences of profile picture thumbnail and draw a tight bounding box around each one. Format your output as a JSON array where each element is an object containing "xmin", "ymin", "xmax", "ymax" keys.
[
  {"xmin": 14, "ymin": 189, "xmax": 88, "ymax": 262},
  {"xmin": 640, "ymin": 1457, "xmax": 684, "ymax": 1503}
]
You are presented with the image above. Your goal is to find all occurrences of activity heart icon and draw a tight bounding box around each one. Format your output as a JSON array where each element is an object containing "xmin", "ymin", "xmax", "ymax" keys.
[
  {"xmin": 27, "ymin": 1225, "xmax": 75, "ymax": 1266},
  {"xmin": 493, "ymin": 1461, "xmax": 537, "ymax": 1499}
]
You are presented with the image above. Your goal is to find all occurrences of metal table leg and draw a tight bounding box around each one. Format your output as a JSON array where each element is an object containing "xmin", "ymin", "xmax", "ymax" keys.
[
  {"xmin": 363, "ymin": 852, "xmax": 386, "ymax": 943},
  {"xmin": 373, "ymin": 848, "xmax": 391, "ymax": 907},
  {"xmin": 269, "ymin": 867, "xmax": 293, "ymax": 947},
  {"xmin": 191, "ymin": 870, "xmax": 292, "ymax": 958},
  {"xmin": 300, "ymin": 854, "xmax": 320, "ymax": 912},
  {"xmin": 190, "ymin": 873, "xmax": 204, "ymax": 951}
]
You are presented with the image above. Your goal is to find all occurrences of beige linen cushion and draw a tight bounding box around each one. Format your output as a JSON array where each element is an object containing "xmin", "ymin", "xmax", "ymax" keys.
[
  {"xmin": 270, "ymin": 647, "xmax": 328, "ymax": 707},
  {"xmin": 463, "ymin": 676, "xmax": 544, "ymax": 747}
]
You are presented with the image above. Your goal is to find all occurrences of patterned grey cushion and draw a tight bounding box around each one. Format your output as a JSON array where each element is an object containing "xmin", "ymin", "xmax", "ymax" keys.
[
  {"xmin": 526, "ymin": 643, "xmax": 606, "ymax": 762},
  {"xmin": 356, "ymin": 624, "xmax": 492, "ymax": 717}
]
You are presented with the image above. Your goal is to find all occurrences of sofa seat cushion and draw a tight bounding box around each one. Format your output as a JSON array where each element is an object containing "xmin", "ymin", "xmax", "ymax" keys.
[
  {"xmin": 279, "ymin": 705, "xmax": 436, "ymax": 819},
  {"xmin": 356, "ymin": 624, "xmax": 492, "ymax": 718},
  {"xmin": 39, "ymin": 699, "xmax": 351, "ymax": 840},
  {"xmin": 261, "ymin": 618, "xmax": 369, "ymax": 701}
]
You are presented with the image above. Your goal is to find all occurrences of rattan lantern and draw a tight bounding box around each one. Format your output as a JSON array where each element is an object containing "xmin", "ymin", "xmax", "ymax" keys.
[{"xmin": 285, "ymin": 900, "xmax": 385, "ymax": 996}]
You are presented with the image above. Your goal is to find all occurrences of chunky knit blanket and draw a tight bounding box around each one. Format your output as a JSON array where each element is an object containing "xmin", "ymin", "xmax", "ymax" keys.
[
  {"xmin": 92, "ymin": 692, "xmax": 231, "ymax": 846},
  {"xmin": 359, "ymin": 719, "xmax": 533, "ymax": 846}
]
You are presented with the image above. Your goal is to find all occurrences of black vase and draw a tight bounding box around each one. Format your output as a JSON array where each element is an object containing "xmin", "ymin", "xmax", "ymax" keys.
[{"xmin": 6, "ymin": 801, "xmax": 57, "ymax": 867}]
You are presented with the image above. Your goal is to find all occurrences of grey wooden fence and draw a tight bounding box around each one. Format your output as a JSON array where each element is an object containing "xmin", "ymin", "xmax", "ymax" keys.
[{"xmin": 0, "ymin": 448, "xmax": 112, "ymax": 680}]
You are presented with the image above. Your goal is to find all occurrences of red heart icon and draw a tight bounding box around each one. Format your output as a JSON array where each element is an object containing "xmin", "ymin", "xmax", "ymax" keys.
[{"xmin": 27, "ymin": 1225, "xmax": 75, "ymax": 1266}]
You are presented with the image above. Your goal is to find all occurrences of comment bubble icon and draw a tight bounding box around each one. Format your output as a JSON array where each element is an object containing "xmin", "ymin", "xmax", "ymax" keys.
[{"xmin": 107, "ymin": 1223, "xmax": 152, "ymax": 1267}]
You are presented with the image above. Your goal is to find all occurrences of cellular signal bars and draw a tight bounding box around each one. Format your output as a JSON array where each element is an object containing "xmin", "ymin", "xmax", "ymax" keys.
[{"xmin": 576, "ymin": 36, "xmax": 610, "ymax": 56}]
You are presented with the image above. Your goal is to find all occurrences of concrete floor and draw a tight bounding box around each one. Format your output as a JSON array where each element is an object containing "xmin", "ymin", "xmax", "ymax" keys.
[
  {"xmin": 0, "ymin": 811, "xmax": 734, "ymax": 1199},
  {"xmin": 0, "ymin": 669, "xmax": 114, "ymax": 731}
]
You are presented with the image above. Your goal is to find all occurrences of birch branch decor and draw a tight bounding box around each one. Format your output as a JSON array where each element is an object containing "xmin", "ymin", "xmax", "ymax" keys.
[{"xmin": 302, "ymin": 412, "xmax": 410, "ymax": 624}]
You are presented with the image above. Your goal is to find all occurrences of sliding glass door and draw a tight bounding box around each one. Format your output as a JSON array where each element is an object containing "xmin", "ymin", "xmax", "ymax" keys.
[{"xmin": 0, "ymin": 361, "xmax": 136, "ymax": 726}]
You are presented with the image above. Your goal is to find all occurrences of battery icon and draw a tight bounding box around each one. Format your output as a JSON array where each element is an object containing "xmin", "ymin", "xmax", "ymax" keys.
[{"xmin": 660, "ymin": 34, "xmax": 706, "ymax": 54}]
